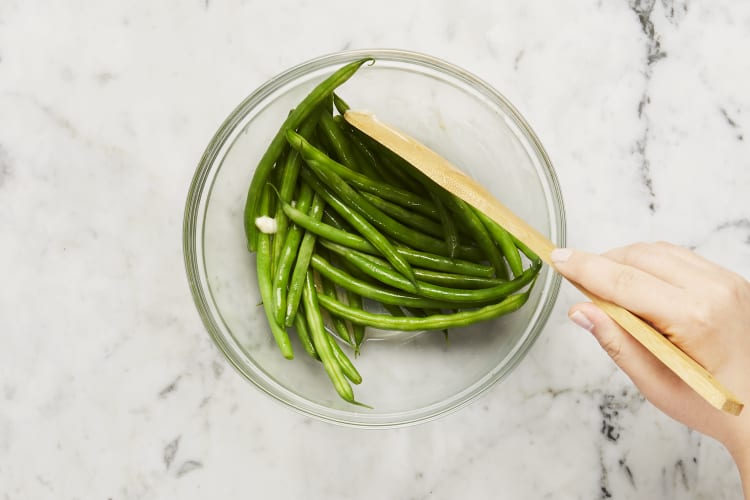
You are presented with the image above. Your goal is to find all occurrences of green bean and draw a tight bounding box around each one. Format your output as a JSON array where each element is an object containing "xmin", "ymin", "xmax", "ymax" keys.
[
  {"xmin": 351, "ymin": 129, "xmax": 428, "ymax": 193},
  {"xmin": 244, "ymin": 58, "xmax": 372, "ymax": 251},
  {"xmin": 407, "ymin": 308, "xmax": 450, "ymax": 339},
  {"xmin": 337, "ymin": 118, "xmax": 378, "ymax": 170},
  {"xmin": 322, "ymin": 208, "xmax": 354, "ymax": 232},
  {"xmin": 475, "ymin": 210, "xmax": 523, "ymax": 278},
  {"xmin": 399, "ymin": 305, "xmax": 452, "ymax": 338},
  {"xmin": 333, "ymin": 93, "xmax": 350, "ymax": 114},
  {"xmin": 398, "ymin": 163, "xmax": 474, "ymax": 247},
  {"xmin": 269, "ymin": 147, "xmax": 288, "ymax": 200},
  {"xmin": 310, "ymin": 253, "xmax": 455, "ymax": 309},
  {"xmin": 323, "ymin": 249, "xmax": 367, "ymax": 350},
  {"xmin": 293, "ymin": 307, "xmax": 318, "ymax": 360},
  {"xmin": 287, "ymin": 130, "xmax": 440, "ymax": 218},
  {"xmin": 271, "ymin": 113, "xmax": 324, "ymax": 265},
  {"xmin": 324, "ymin": 92, "xmax": 335, "ymax": 115},
  {"xmin": 329, "ymin": 242, "xmax": 541, "ymax": 305},
  {"xmin": 443, "ymin": 195, "xmax": 509, "ymax": 278},
  {"xmin": 246, "ymin": 61, "xmax": 546, "ymax": 405},
  {"xmin": 302, "ymin": 271, "xmax": 354, "ymax": 403},
  {"xmin": 318, "ymin": 254, "xmax": 355, "ymax": 345},
  {"xmin": 298, "ymin": 273, "xmax": 360, "ymax": 370},
  {"xmin": 283, "ymin": 194, "xmax": 325, "ymax": 327},
  {"xmin": 280, "ymin": 199, "xmax": 495, "ymax": 277},
  {"xmin": 429, "ymin": 190, "xmax": 460, "ymax": 258},
  {"xmin": 511, "ymin": 234, "xmax": 541, "ymax": 262},
  {"xmin": 386, "ymin": 247, "xmax": 491, "ymax": 279},
  {"xmin": 410, "ymin": 267, "xmax": 507, "ymax": 289},
  {"xmin": 332, "ymin": 116, "xmax": 383, "ymax": 182},
  {"xmin": 404, "ymin": 306, "xmax": 428, "ymax": 318},
  {"xmin": 334, "ymin": 250, "xmax": 380, "ymax": 284},
  {"xmin": 331, "ymin": 246, "xmax": 508, "ymax": 289},
  {"xmin": 293, "ymin": 139, "xmax": 483, "ymax": 262},
  {"xmin": 348, "ymin": 291, "xmax": 366, "ymax": 351},
  {"xmin": 383, "ymin": 303, "xmax": 406, "ymax": 317},
  {"xmin": 326, "ymin": 333, "xmax": 362, "ymax": 384},
  {"xmin": 271, "ymin": 184, "xmax": 317, "ymax": 325},
  {"xmin": 403, "ymin": 308, "xmax": 450, "ymax": 339},
  {"xmin": 319, "ymin": 290, "xmax": 531, "ymax": 331},
  {"xmin": 298, "ymin": 167, "xmax": 418, "ymax": 285},
  {"xmin": 316, "ymin": 184, "xmax": 478, "ymax": 264},
  {"xmin": 335, "ymin": 116, "xmax": 383, "ymax": 181},
  {"xmin": 371, "ymin": 145, "xmax": 427, "ymax": 194},
  {"xmin": 255, "ymin": 185, "xmax": 293, "ymax": 359},
  {"xmin": 319, "ymin": 111, "xmax": 358, "ymax": 170},
  {"xmin": 269, "ymin": 161, "xmax": 289, "ymax": 273},
  {"xmin": 321, "ymin": 242, "xmax": 420, "ymax": 295},
  {"xmin": 360, "ymin": 192, "xmax": 445, "ymax": 238}
]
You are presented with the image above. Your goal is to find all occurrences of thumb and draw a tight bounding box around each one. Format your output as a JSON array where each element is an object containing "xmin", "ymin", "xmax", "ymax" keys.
[{"xmin": 569, "ymin": 302, "xmax": 701, "ymax": 415}]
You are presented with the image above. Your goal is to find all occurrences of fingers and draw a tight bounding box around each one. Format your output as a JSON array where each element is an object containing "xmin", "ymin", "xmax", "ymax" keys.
[
  {"xmin": 651, "ymin": 241, "xmax": 732, "ymax": 276},
  {"xmin": 603, "ymin": 242, "xmax": 729, "ymax": 289},
  {"xmin": 568, "ymin": 303, "xmax": 710, "ymax": 422},
  {"xmin": 603, "ymin": 242, "xmax": 708, "ymax": 288},
  {"xmin": 552, "ymin": 248, "xmax": 690, "ymax": 324}
]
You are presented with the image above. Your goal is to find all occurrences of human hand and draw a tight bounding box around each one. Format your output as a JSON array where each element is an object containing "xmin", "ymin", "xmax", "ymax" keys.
[{"xmin": 551, "ymin": 242, "xmax": 750, "ymax": 495}]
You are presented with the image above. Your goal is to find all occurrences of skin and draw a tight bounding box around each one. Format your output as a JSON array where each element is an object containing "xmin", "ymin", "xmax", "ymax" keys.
[{"xmin": 552, "ymin": 242, "xmax": 750, "ymax": 498}]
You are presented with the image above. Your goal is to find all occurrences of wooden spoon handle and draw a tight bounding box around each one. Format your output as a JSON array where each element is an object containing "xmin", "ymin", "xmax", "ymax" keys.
[{"xmin": 345, "ymin": 110, "xmax": 744, "ymax": 416}]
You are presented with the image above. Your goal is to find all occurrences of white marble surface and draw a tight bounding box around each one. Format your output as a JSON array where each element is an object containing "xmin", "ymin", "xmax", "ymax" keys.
[{"xmin": 1, "ymin": 0, "xmax": 749, "ymax": 498}]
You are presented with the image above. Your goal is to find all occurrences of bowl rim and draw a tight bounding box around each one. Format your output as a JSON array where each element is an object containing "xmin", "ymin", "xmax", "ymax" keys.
[{"xmin": 183, "ymin": 48, "xmax": 566, "ymax": 428}]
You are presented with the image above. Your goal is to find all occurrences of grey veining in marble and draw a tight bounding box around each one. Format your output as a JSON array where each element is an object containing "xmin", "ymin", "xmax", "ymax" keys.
[{"xmin": 1, "ymin": 0, "xmax": 749, "ymax": 499}]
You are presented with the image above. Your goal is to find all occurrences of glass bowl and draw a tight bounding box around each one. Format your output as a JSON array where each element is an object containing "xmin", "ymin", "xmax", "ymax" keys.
[{"xmin": 183, "ymin": 49, "xmax": 565, "ymax": 427}]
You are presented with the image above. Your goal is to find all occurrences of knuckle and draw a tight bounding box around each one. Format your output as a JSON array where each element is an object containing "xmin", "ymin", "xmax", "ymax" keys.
[
  {"xmin": 731, "ymin": 272, "xmax": 750, "ymax": 294},
  {"xmin": 624, "ymin": 242, "xmax": 653, "ymax": 265},
  {"xmin": 612, "ymin": 267, "xmax": 636, "ymax": 293},
  {"xmin": 619, "ymin": 243, "xmax": 644, "ymax": 265},
  {"xmin": 608, "ymin": 244, "xmax": 635, "ymax": 266},
  {"xmin": 718, "ymin": 274, "xmax": 750, "ymax": 305},
  {"xmin": 653, "ymin": 240, "xmax": 675, "ymax": 250},
  {"xmin": 598, "ymin": 335, "xmax": 623, "ymax": 362},
  {"xmin": 632, "ymin": 241, "xmax": 653, "ymax": 253},
  {"xmin": 689, "ymin": 301, "xmax": 716, "ymax": 330}
]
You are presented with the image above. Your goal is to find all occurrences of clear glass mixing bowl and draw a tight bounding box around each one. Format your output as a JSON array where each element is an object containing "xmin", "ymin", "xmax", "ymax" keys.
[{"xmin": 183, "ymin": 49, "xmax": 565, "ymax": 427}]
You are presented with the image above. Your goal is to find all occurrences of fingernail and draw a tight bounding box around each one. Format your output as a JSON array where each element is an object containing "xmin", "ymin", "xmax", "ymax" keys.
[
  {"xmin": 550, "ymin": 248, "xmax": 573, "ymax": 263},
  {"xmin": 569, "ymin": 310, "xmax": 594, "ymax": 332}
]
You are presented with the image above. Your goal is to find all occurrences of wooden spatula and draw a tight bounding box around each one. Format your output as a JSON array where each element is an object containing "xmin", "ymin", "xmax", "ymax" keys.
[{"xmin": 345, "ymin": 110, "xmax": 744, "ymax": 416}]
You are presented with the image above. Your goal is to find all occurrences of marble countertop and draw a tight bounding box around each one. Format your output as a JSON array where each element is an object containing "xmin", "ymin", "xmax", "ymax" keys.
[{"xmin": 2, "ymin": 0, "xmax": 749, "ymax": 498}]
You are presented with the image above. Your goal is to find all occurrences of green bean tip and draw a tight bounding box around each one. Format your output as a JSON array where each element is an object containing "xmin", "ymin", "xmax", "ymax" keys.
[{"xmin": 349, "ymin": 399, "xmax": 373, "ymax": 409}]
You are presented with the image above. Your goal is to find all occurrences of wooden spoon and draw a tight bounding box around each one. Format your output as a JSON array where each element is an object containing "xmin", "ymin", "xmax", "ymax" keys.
[{"xmin": 345, "ymin": 110, "xmax": 744, "ymax": 416}]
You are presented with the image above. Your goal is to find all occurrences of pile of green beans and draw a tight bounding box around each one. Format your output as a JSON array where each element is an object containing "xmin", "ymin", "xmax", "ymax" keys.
[{"xmin": 243, "ymin": 59, "xmax": 542, "ymax": 405}]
